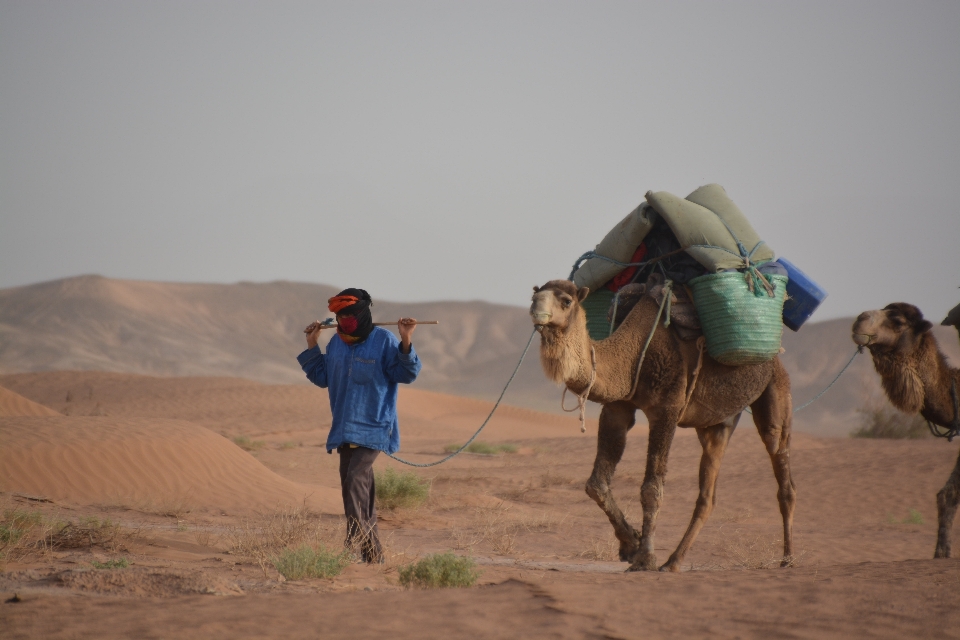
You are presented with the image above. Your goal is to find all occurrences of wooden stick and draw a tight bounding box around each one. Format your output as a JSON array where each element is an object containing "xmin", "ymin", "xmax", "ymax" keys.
[{"xmin": 305, "ymin": 320, "xmax": 439, "ymax": 333}]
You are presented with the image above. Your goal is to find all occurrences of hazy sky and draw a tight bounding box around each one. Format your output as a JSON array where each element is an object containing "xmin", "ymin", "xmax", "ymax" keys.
[{"xmin": 2, "ymin": 1, "xmax": 958, "ymax": 322}]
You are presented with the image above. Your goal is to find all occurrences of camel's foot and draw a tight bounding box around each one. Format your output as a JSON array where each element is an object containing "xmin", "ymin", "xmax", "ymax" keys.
[
  {"xmin": 658, "ymin": 560, "xmax": 682, "ymax": 573},
  {"xmin": 626, "ymin": 552, "xmax": 658, "ymax": 572},
  {"xmin": 934, "ymin": 545, "xmax": 950, "ymax": 559},
  {"xmin": 779, "ymin": 555, "xmax": 796, "ymax": 568},
  {"xmin": 618, "ymin": 530, "xmax": 641, "ymax": 562}
]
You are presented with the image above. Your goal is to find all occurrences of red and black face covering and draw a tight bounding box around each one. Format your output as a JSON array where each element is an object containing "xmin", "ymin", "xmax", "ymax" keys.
[{"xmin": 327, "ymin": 288, "xmax": 373, "ymax": 344}]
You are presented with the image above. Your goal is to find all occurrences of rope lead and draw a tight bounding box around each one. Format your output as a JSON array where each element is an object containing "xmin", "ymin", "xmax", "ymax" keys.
[{"xmin": 385, "ymin": 328, "xmax": 538, "ymax": 468}]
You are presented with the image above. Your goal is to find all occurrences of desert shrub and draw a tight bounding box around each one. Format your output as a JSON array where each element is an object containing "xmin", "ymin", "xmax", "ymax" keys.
[
  {"xmin": 91, "ymin": 557, "xmax": 129, "ymax": 570},
  {"xmin": 233, "ymin": 435, "xmax": 266, "ymax": 451},
  {"xmin": 398, "ymin": 553, "xmax": 479, "ymax": 589},
  {"xmin": 272, "ymin": 544, "xmax": 351, "ymax": 580},
  {"xmin": 227, "ymin": 504, "xmax": 337, "ymax": 577},
  {"xmin": 48, "ymin": 517, "xmax": 123, "ymax": 550},
  {"xmin": 0, "ymin": 509, "xmax": 44, "ymax": 566},
  {"xmin": 444, "ymin": 441, "xmax": 518, "ymax": 455},
  {"xmin": 375, "ymin": 467, "xmax": 430, "ymax": 510},
  {"xmin": 851, "ymin": 403, "xmax": 930, "ymax": 439},
  {"xmin": 0, "ymin": 509, "xmax": 42, "ymax": 546}
]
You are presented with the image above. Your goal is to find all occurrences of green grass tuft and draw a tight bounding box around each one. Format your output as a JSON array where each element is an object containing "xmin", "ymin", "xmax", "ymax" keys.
[
  {"xmin": 272, "ymin": 544, "xmax": 352, "ymax": 580},
  {"xmin": 887, "ymin": 509, "xmax": 925, "ymax": 525},
  {"xmin": 233, "ymin": 435, "xmax": 267, "ymax": 451},
  {"xmin": 375, "ymin": 467, "xmax": 430, "ymax": 510},
  {"xmin": 443, "ymin": 441, "xmax": 518, "ymax": 455},
  {"xmin": 91, "ymin": 558, "xmax": 129, "ymax": 569},
  {"xmin": 398, "ymin": 553, "xmax": 480, "ymax": 589}
]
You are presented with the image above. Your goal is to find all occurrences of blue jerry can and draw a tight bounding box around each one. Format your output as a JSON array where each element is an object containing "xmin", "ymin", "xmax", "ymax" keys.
[{"xmin": 777, "ymin": 257, "xmax": 828, "ymax": 332}]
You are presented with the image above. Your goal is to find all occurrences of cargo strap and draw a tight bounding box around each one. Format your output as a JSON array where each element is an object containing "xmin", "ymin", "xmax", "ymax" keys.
[
  {"xmin": 625, "ymin": 280, "xmax": 673, "ymax": 400},
  {"xmin": 677, "ymin": 336, "xmax": 707, "ymax": 423}
]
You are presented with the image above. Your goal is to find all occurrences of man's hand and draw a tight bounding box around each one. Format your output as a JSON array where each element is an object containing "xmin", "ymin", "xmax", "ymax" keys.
[
  {"xmin": 304, "ymin": 320, "xmax": 323, "ymax": 349},
  {"xmin": 398, "ymin": 318, "xmax": 417, "ymax": 353}
]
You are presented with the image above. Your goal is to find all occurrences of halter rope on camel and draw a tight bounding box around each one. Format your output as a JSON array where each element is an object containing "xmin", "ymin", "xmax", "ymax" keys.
[
  {"xmin": 561, "ymin": 346, "xmax": 597, "ymax": 433},
  {"xmin": 926, "ymin": 378, "xmax": 960, "ymax": 442}
]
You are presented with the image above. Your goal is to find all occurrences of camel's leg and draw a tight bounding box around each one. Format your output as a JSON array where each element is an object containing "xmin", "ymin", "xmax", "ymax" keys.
[
  {"xmin": 659, "ymin": 415, "xmax": 739, "ymax": 572},
  {"xmin": 585, "ymin": 401, "xmax": 640, "ymax": 561},
  {"xmin": 751, "ymin": 361, "xmax": 797, "ymax": 567},
  {"xmin": 935, "ymin": 447, "xmax": 960, "ymax": 558},
  {"xmin": 628, "ymin": 418, "xmax": 678, "ymax": 571}
]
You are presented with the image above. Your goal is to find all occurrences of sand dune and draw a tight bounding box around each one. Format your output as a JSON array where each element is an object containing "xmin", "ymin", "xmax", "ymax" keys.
[
  {"xmin": 4, "ymin": 275, "xmax": 957, "ymax": 434},
  {"xmin": 0, "ymin": 416, "xmax": 340, "ymax": 514},
  {"xmin": 0, "ymin": 385, "xmax": 61, "ymax": 417}
]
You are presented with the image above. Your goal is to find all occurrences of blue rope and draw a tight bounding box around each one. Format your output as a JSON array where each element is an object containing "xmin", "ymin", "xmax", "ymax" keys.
[
  {"xmin": 384, "ymin": 328, "xmax": 538, "ymax": 468},
  {"xmin": 745, "ymin": 347, "xmax": 861, "ymax": 415},
  {"xmin": 568, "ymin": 251, "xmax": 661, "ymax": 281}
]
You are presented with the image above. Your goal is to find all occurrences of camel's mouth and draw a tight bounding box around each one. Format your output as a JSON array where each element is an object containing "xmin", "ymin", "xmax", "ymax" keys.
[
  {"xmin": 531, "ymin": 312, "xmax": 552, "ymax": 326},
  {"xmin": 852, "ymin": 333, "xmax": 874, "ymax": 346}
]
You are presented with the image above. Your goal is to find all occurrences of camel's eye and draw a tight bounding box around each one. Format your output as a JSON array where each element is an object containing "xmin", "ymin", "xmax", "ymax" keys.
[{"xmin": 560, "ymin": 298, "xmax": 571, "ymax": 309}]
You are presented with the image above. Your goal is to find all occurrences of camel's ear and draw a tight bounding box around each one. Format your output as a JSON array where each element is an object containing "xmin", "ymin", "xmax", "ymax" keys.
[
  {"xmin": 533, "ymin": 285, "xmax": 540, "ymax": 294},
  {"xmin": 915, "ymin": 318, "xmax": 933, "ymax": 334},
  {"xmin": 577, "ymin": 287, "xmax": 590, "ymax": 302}
]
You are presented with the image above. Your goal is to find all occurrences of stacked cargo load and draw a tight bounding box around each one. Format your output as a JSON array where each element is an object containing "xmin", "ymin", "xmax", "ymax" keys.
[{"xmin": 570, "ymin": 184, "xmax": 827, "ymax": 365}]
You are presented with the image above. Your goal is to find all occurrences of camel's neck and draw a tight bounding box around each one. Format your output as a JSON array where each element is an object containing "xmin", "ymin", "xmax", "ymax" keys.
[
  {"xmin": 538, "ymin": 302, "xmax": 651, "ymax": 403},
  {"xmin": 872, "ymin": 334, "xmax": 960, "ymax": 426},
  {"xmin": 539, "ymin": 306, "xmax": 595, "ymax": 393}
]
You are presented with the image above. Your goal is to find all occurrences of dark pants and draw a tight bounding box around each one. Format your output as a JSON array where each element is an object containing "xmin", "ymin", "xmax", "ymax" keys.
[{"xmin": 338, "ymin": 445, "xmax": 383, "ymax": 562}]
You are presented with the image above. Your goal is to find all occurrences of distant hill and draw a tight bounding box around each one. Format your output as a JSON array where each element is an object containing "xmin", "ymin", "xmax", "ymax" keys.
[{"xmin": 1, "ymin": 275, "xmax": 957, "ymax": 436}]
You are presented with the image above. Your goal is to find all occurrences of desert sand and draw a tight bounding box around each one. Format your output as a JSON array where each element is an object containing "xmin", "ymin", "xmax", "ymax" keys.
[{"xmin": 3, "ymin": 370, "xmax": 960, "ymax": 639}]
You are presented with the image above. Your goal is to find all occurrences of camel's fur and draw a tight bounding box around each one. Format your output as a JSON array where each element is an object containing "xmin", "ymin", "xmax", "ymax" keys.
[
  {"xmin": 530, "ymin": 279, "xmax": 796, "ymax": 572},
  {"xmin": 852, "ymin": 302, "xmax": 960, "ymax": 558}
]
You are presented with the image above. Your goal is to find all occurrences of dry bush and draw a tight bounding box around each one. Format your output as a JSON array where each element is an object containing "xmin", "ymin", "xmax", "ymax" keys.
[
  {"xmin": 138, "ymin": 494, "xmax": 195, "ymax": 520},
  {"xmin": 450, "ymin": 527, "xmax": 483, "ymax": 552},
  {"xmin": 497, "ymin": 480, "xmax": 535, "ymax": 502},
  {"xmin": 226, "ymin": 504, "xmax": 338, "ymax": 577},
  {"xmin": 851, "ymin": 401, "xmax": 930, "ymax": 439},
  {"xmin": 449, "ymin": 504, "xmax": 521, "ymax": 556},
  {"xmin": 47, "ymin": 516, "xmax": 128, "ymax": 551},
  {"xmin": 718, "ymin": 528, "xmax": 801, "ymax": 570},
  {"xmin": 540, "ymin": 469, "xmax": 576, "ymax": 487},
  {"xmin": 193, "ymin": 528, "xmax": 219, "ymax": 548},
  {"xmin": 517, "ymin": 510, "xmax": 566, "ymax": 533},
  {"xmin": 576, "ymin": 533, "xmax": 619, "ymax": 561},
  {"xmin": 0, "ymin": 508, "xmax": 44, "ymax": 568},
  {"xmin": 2, "ymin": 512, "xmax": 143, "ymax": 566}
]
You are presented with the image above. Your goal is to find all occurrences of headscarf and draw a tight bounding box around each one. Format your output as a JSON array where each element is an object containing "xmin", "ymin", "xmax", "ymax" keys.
[{"xmin": 327, "ymin": 288, "xmax": 373, "ymax": 344}]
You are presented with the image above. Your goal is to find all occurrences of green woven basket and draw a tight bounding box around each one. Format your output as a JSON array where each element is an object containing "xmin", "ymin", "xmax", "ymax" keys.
[
  {"xmin": 689, "ymin": 272, "xmax": 788, "ymax": 366},
  {"xmin": 581, "ymin": 289, "xmax": 617, "ymax": 340}
]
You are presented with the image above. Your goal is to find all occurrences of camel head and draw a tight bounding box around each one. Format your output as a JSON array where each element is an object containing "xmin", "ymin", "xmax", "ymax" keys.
[
  {"xmin": 530, "ymin": 280, "xmax": 589, "ymax": 333},
  {"xmin": 530, "ymin": 280, "xmax": 592, "ymax": 385},
  {"xmin": 852, "ymin": 302, "xmax": 934, "ymax": 355}
]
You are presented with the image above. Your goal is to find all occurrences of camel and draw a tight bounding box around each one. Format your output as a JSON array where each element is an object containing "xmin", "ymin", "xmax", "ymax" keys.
[
  {"xmin": 944, "ymin": 302, "xmax": 960, "ymax": 347},
  {"xmin": 529, "ymin": 279, "xmax": 796, "ymax": 572},
  {"xmin": 852, "ymin": 302, "xmax": 960, "ymax": 558}
]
